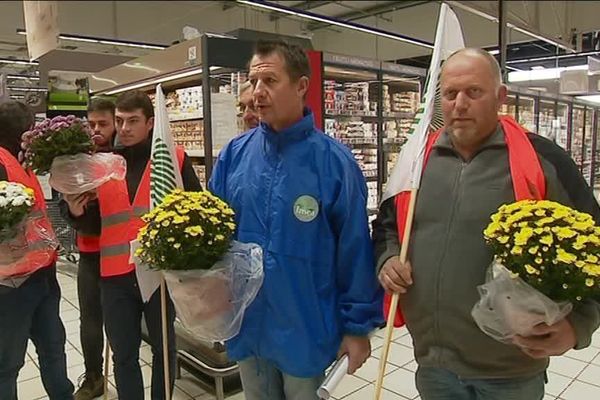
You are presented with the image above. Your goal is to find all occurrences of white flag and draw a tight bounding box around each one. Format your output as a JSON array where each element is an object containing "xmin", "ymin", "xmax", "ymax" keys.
[
  {"xmin": 135, "ymin": 84, "xmax": 184, "ymax": 302},
  {"xmin": 381, "ymin": 4, "xmax": 465, "ymax": 203}
]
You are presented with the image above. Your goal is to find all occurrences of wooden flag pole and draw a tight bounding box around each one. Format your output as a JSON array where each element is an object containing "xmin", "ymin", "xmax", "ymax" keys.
[
  {"xmin": 160, "ymin": 277, "xmax": 171, "ymax": 400},
  {"xmin": 103, "ymin": 343, "xmax": 110, "ymax": 400},
  {"xmin": 374, "ymin": 189, "xmax": 418, "ymax": 400}
]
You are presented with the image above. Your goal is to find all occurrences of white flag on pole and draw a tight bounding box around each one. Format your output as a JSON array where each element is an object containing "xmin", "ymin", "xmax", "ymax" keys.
[
  {"xmin": 135, "ymin": 84, "xmax": 183, "ymax": 302},
  {"xmin": 381, "ymin": 4, "xmax": 465, "ymax": 203}
]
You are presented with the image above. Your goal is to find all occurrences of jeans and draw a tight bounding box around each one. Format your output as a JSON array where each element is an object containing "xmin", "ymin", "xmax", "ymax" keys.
[
  {"xmin": 0, "ymin": 266, "xmax": 74, "ymax": 400},
  {"xmin": 101, "ymin": 271, "xmax": 176, "ymax": 400},
  {"xmin": 416, "ymin": 367, "xmax": 545, "ymax": 400},
  {"xmin": 238, "ymin": 358, "xmax": 324, "ymax": 400},
  {"xmin": 77, "ymin": 252, "xmax": 104, "ymax": 377}
]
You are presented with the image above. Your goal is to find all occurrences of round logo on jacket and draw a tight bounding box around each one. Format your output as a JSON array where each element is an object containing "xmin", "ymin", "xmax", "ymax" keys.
[{"xmin": 293, "ymin": 195, "xmax": 319, "ymax": 222}]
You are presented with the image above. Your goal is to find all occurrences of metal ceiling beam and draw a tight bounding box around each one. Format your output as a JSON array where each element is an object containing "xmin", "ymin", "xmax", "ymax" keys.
[
  {"xmin": 306, "ymin": 1, "xmax": 431, "ymax": 31},
  {"xmin": 270, "ymin": 1, "xmax": 332, "ymax": 21}
]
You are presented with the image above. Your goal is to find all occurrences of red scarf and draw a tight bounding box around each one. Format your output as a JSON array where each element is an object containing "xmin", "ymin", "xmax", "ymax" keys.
[{"xmin": 384, "ymin": 116, "xmax": 547, "ymax": 326}]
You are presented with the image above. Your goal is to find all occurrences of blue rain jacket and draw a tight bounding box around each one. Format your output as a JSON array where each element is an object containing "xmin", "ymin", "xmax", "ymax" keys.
[{"xmin": 208, "ymin": 109, "xmax": 384, "ymax": 377}]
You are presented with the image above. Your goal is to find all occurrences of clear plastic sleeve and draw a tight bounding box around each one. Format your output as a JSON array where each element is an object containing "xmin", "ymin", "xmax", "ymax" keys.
[
  {"xmin": 471, "ymin": 260, "xmax": 573, "ymax": 343},
  {"xmin": 49, "ymin": 153, "xmax": 126, "ymax": 194},
  {"xmin": 163, "ymin": 241, "xmax": 264, "ymax": 342},
  {"xmin": 0, "ymin": 214, "xmax": 59, "ymax": 280}
]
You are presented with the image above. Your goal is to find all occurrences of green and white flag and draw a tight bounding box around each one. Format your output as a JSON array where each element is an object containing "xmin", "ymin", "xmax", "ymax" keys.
[
  {"xmin": 151, "ymin": 83, "xmax": 183, "ymax": 207},
  {"xmin": 381, "ymin": 3, "xmax": 465, "ymax": 203},
  {"xmin": 135, "ymin": 84, "xmax": 184, "ymax": 303}
]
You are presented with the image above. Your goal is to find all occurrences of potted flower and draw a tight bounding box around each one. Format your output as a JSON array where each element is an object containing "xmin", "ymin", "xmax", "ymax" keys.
[
  {"xmin": 135, "ymin": 189, "xmax": 263, "ymax": 341},
  {"xmin": 20, "ymin": 115, "xmax": 125, "ymax": 194},
  {"xmin": 472, "ymin": 200, "xmax": 600, "ymax": 341}
]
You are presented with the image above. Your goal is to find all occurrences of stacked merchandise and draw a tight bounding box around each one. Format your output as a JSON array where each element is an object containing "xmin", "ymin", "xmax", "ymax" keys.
[
  {"xmin": 324, "ymin": 80, "xmax": 374, "ymax": 116},
  {"xmin": 583, "ymin": 113, "xmax": 594, "ymax": 183},
  {"xmin": 500, "ymin": 103, "xmax": 516, "ymax": 118},
  {"xmin": 171, "ymin": 120, "xmax": 203, "ymax": 152},
  {"xmin": 537, "ymin": 103, "xmax": 554, "ymax": 138},
  {"xmin": 166, "ymin": 86, "xmax": 203, "ymax": 120},
  {"xmin": 192, "ymin": 165, "xmax": 206, "ymax": 188},
  {"xmin": 366, "ymin": 181, "xmax": 378, "ymax": 212},
  {"xmin": 571, "ymin": 108, "xmax": 585, "ymax": 168},
  {"xmin": 518, "ymin": 98, "xmax": 535, "ymax": 132}
]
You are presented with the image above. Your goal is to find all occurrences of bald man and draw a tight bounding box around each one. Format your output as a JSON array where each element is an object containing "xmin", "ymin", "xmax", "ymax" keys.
[
  {"xmin": 238, "ymin": 81, "xmax": 259, "ymax": 131},
  {"xmin": 373, "ymin": 48, "xmax": 600, "ymax": 400}
]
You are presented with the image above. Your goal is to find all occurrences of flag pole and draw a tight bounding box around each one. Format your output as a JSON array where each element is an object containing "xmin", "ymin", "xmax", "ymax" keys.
[
  {"xmin": 103, "ymin": 343, "xmax": 110, "ymax": 400},
  {"xmin": 161, "ymin": 276, "xmax": 171, "ymax": 399},
  {"xmin": 374, "ymin": 188, "xmax": 418, "ymax": 400}
]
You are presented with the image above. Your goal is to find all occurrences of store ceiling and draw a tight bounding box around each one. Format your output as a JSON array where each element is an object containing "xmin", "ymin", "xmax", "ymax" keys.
[{"xmin": 1, "ymin": 1, "xmax": 600, "ymax": 99}]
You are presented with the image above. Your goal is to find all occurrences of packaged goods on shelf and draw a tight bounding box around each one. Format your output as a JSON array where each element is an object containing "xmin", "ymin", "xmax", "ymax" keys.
[
  {"xmin": 192, "ymin": 164, "xmax": 206, "ymax": 188},
  {"xmin": 171, "ymin": 120, "xmax": 204, "ymax": 151},
  {"xmin": 366, "ymin": 181, "xmax": 378, "ymax": 211}
]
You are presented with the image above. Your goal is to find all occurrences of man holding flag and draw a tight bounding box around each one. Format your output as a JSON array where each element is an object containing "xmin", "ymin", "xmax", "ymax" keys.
[
  {"xmin": 373, "ymin": 9, "xmax": 600, "ymax": 397},
  {"xmin": 63, "ymin": 90, "xmax": 201, "ymax": 399}
]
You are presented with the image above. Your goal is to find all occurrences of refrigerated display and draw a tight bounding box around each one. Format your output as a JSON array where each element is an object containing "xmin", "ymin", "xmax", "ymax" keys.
[
  {"xmin": 583, "ymin": 107, "xmax": 594, "ymax": 185},
  {"xmin": 556, "ymin": 102, "xmax": 569, "ymax": 151},
  {"xmin": 537, "ymin": 100, "xmax": 555, "ymax": 138},
  {"xmin": 518, "ymin": 95, "xmax": 536, "ymax": 133},
  {"xmin": 571, "ymin": 105, "xmax": 585, "ymax": 170}
]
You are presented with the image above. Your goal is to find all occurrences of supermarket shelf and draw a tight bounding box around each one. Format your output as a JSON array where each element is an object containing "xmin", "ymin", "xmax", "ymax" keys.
[
  {"xmin": 383, "ymin": 137, "xmax": 406, "ymax": 145},
  {"xmin": 383, "ymin": 111, "xmax": 416, "ymax": 119},
  {"xmin": 339, "ymin": 137, "xmax": 377, "ymax": 146},
  {"xmin": 325, "ymin": 112, "xmax": 377, "ymax": 118},
  {"xmin": 362, "ymin": 170, "xmax": 377, "ymax": 178},
  {"xmin": 169, "ymin": 113, "xmax": 203, "ymax": 122}
]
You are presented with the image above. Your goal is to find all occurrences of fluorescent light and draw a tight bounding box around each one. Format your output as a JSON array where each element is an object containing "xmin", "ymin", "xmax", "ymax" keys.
[
  {"xmin": 235, "ymin": 0, "xmax": 434, "ymax": 49},
  {"xmin": 508, "ymin": 65, "xmax": 588, "ymax": 82},
  {"xmin": 17, "ymin": 29, "xmax": 167, "ymax": 50},
  {"xmin": 531, "ymin": 66, "xmax": 546, "ymax": 70},
  {"xmin": 10, "ymin": 95, "xmax": 25, "ymax": 99},
  {"xmin": 508, "ymin": 50, "xmax": 600, "ymax": 65},
  {"xmin": 8, "ymin": 86, "xmax": 47, "ymax": 92},
  {"xmin": 7, "ymin": 74, "xmax": 40, "ymax": 81},
  {"xmin": 0, "ymin": 58, "xmax": 38, "ymax": 65},
  {"xmin": 103, "ymin": 66, "xmax": 220, "ymax": 95},
  {"xmin": 488, "ymin": 49, "xmax": 500, "ymax": 55},
  {"xmin": 446, "ymin": 1, "xmax": 574, "ymax": 53},
  {"xmin": 576, "ymin": 95, "xmax": 600, "ymax": 104}
]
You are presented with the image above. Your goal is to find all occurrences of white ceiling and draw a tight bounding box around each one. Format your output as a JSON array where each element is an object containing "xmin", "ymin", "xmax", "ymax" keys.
[{"xmin": 0, "ymin": 1, "xmax": 599, "ymax": 77}]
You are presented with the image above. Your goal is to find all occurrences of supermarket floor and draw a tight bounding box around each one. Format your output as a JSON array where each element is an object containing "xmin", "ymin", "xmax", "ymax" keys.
[{"xmin": 16, "ymin": 266, "xmax": 600, "ymax": 400}]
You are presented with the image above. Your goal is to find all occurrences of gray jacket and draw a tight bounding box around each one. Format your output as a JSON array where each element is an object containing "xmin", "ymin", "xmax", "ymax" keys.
[{"xmin": 373, "ymin": 126, "xmax": 600, "ymax": 378}]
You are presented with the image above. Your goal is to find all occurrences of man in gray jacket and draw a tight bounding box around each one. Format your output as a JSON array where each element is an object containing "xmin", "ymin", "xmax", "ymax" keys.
[{"xmin": 373, "ymin": 48, "xmax": 600, "ymax": 400}]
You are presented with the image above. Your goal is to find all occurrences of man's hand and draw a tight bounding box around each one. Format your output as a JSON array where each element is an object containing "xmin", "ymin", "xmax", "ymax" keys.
[
  {"xmin": 337, "ymin": 335, "xmax": 371, "ymax": 375},
  {"xmin": 512, "ymin": 318, "xmax": 577, "ymax": 359},
  {"xmin": 63, "ymin": 191, "xmax": 96, "ymax": 217},
  {"xmin": 378, "ymin": 256, "xmax": 413, "ymax": 294}
]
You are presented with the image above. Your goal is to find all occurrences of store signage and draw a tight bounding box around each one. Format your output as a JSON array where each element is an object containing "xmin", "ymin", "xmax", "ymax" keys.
[
  {"xmin": 23, "ymin": 1, "xmax": 59, "ymax": 60},
  {"xmin": 323, "ymin": 53, "xmax": 379, "ymax": 70},
  {"xmin": 381, "ymin": 62, "xmax": 426, "ymax": 77}
]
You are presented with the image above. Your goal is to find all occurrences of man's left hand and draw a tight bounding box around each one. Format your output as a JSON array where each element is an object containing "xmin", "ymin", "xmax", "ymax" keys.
[
  {"xmin": 337, "ymin": 335, "xmax": 371, "ymax": 374},
  {"xmin": 512, "ymin": 318, "xmax": 577, "ymax": 359}
]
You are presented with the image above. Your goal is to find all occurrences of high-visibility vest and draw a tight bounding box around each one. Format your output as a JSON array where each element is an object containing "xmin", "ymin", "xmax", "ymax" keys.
[
  {"xmin": 97, "ymin": 147, "xmax": 185, "ymax": 277},
  {"xmin": 0, "ymin": 147, "xmax": 58, "ymax": 278},
  {"xmin": 76, "ymin": 234, "xmax": 100, "ymax": 253}
]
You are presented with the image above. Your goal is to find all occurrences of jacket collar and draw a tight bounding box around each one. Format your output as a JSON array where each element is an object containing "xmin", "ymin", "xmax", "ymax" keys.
[
  {"xmin": 434, "ymin": 123, "xmax": 505, "ymax": 152},
  {"xmin": 260, "ymin": 108, "xmax": 314, "ymax": 146},
  {"xmin": 115, "ymin": 137, "xmax": 152, "ymax": 160}
]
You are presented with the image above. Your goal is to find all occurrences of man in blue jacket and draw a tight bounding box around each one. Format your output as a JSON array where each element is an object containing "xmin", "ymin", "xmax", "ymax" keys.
[{"xmin": 209, "ymin": 41, "xmax": 383, "ymax": 400}]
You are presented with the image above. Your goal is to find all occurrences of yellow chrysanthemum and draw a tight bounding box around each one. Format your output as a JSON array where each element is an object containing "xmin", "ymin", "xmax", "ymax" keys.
[
  {"xmin": 525, "ymin": 264, "xmax": 540, "ymax": 275},
  {"xmin": 586, "ymin": 278, "xmax": 595, "ymax": 287},
  {"xmin": 556, "ymin": 248, "xmax": 577, "ymax": 264}
]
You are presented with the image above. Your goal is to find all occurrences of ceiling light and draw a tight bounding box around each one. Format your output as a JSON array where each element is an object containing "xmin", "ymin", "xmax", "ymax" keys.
[
  {"xmin": 17, "ymin": 29, "xmax": 167, "ymax": 50},
  {"xmin": 0, "ymin": 58, "xmax": 38, "ymax": 65},
  {"xmin": 576, "ymin": 95, "xmax": 600, "ymax": 104},
  {"xmin": 508, "ymin": 65, "xmax": 588, "ymax": 82},
  {"xmin": 488, "ymin": 49, "xmax": 500, "ymax": 55},
  {"xmin": 7, "ymin": 74, "xmax": 40, "ymax": 81},
  {"xmin": 235, "ymin": 0, "xmax": 434, "ymax": 49},
  {"xmin": 507, "ymin": 50, "xmax": 600, "ymax": 65},
  {"xmin": 8, "ymin": 86, "xmax": 47, "ymax": 92}
]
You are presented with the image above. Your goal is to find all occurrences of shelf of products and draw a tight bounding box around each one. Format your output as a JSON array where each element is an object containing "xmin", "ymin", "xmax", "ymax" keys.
[
  {"xmin": 556, "ymin": 102, "xmax": 569, "ymax": 151},
  {"xmin": 500, "ymin": 94, "xmax": 517, "ymax": 119},
  {"xmin": 323, "ymin": 66, "xmax": 379, "ymax": 205},
  {"xmin": 595, "ymin": 111, "xmax": 600, "ymax": 193},
  {"xmin": 571, "ymin": 105, "xmax": 585, "ymax": 170},
  {"xmin": 584, "ymin": 107, "xmax": 594, "ymax": 184},
  {"xmin": 518, "ymin": 95, "xmax": 536, "ymax": 133},
  {"xmin": 538, "ymin": 100, "xmax": 555, "ymax": 138}
]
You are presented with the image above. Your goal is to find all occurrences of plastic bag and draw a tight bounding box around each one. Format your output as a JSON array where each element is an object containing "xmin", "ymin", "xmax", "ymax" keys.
[
  {"xmin": 163, "ymin": 241, "xmax": 264, "ymax": 342},
  {"xmin": 49, "ymin": 153, "xmax": 126, "ymax": 194},
  {"xmin": 471, "ymin": 260, "xmax": 572, "ymax": 343},
  {"xmin": 0, "ymin": 214, "xmax": 59, "ymax": 280}
]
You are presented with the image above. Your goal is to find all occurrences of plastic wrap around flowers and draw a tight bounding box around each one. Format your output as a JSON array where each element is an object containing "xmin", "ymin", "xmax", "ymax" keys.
[
  {"xmin": 472, "ymin": 200, "xmax": 600, "ymax": 342},
  {"xmin": 20, "ymin": 115, "xmax": 126, "ymax": 194},
  {"xmin": 135, "ymin": 189, "xmax": 264, "ymax": 341},
  {"xmin": 0, "ymin": 181, "xmax": 58, "ymax": 279}
]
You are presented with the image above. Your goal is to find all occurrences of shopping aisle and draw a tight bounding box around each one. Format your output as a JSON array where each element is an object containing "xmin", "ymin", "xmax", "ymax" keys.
[{"xmin": 16, "ymin": 268, "xmax": 600, "ymax": 400}]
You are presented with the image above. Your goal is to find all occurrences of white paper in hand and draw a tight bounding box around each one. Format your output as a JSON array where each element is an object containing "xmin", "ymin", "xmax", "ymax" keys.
[{"xmin": 317, "ymin": 355, "xmax": 349, "ymax": 399}]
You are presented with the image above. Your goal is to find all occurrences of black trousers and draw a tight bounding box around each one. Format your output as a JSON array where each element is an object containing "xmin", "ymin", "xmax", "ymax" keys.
[
  {"xmin": 77, "ymin": 252, "xmax": 104, "ymax": 377},
  {"xmin": 101, "ymin": 271, "xmax": 176, "ymax": 400}
]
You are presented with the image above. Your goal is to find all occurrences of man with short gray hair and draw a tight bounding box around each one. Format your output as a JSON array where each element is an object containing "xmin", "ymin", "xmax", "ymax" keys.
[{"xmin": 373, "ymin": 48, "xmax": 600, "ymax": 399}]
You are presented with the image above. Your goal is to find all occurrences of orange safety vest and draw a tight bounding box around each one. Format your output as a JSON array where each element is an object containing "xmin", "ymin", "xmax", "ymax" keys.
[
  {"xmin": 0, "ymin": 147, "xmax": 58, "ymax": 278},
  {"xmin": 97, "ymin": 147, "xmax": 185, "ymax": 277},
  {"xmin": 76, "ymin": 234, "xmax": 100, "ymax": 253}
]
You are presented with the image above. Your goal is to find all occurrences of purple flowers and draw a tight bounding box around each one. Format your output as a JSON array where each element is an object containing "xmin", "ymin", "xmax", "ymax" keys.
[{"xmin": 20, "ymin": 115, "xmax": 96, "ymax": 173}]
